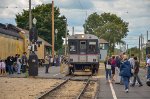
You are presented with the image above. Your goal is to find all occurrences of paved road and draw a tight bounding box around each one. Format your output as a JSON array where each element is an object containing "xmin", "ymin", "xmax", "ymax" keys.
[{"xmin": 97, "ymin": 64, "xmax": 150, "ymax": 99}]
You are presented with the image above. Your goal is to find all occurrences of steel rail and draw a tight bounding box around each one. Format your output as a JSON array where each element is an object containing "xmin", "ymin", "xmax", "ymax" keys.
[
  {"xmin": 37, "ymin": 77, "xmax": 71, "ymax": 99},
  {"xmin": 76, "ymin": 76, "xmax": 91, "ymax": 99}
]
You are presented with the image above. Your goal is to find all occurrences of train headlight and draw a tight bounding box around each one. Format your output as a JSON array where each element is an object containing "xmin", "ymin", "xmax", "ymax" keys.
[{"xmin": 81, "ymin": 35, "xmax": 84, "ymax": 38}]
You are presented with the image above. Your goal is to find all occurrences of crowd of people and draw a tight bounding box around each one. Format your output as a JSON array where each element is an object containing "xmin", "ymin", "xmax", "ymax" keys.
[
  {"xmin": 0, "ymin": 52, "xmax": 27, "ymax": 75},
  {"xmin": 104, "ymin": 53, "xmax": 150, "ymax": 93},
  {"xmin": 0, "ymin": 52, "xmax": 63, "ymax": 75}
]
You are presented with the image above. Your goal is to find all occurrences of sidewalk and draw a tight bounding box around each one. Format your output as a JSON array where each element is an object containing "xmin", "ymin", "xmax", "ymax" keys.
[
  {"xmin": 0, "ymin": 65, "xmax": 68, "ymax": 78},
  {"xmin": 97, "ymin": 63, "xmax": 150, "ymax": 99},
  {"xmin": 97, "ymin": 64, "xmax": 114, "ymax": 99}
]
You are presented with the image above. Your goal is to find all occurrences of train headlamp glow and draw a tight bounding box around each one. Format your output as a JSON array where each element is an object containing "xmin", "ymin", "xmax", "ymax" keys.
[{"xmin": 81, "ymin": 35, "xmax": 84, "ymax": 38}]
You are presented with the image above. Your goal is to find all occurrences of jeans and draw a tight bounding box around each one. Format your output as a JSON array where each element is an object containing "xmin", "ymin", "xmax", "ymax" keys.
[
  {"xmin": 17, "ymin": 63, "xmax": 21, "ymax": 74},
  {"xmin": 132, "ymin": 73, "xmax": 142, "ymax": 85},
  {"xmin": 123, "ymin": 76, "xmax": 130, "ymax": 90},
  {"xmin": 22, "ymin": 65, "xmax": 26, "ymax": 73},
  {"xmin": 147, "ymin": 66, "xmax": 150, "ymax": 79},
  {"xmin": 106, "ymin": 69, "xmax": 111, "ymax": 80},
  {"xmin": 8, "ymin": 65, "xmax": 13, "ymax": 74},
  {"xmin": 45, "ymin": 64, "xmax": 49, "ymax": 73}
]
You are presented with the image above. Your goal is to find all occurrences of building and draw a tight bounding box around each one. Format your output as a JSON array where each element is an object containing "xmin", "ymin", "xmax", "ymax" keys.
[{"xmin": 99, "ymin": 39, "xmax": 109, "ymax": 61}]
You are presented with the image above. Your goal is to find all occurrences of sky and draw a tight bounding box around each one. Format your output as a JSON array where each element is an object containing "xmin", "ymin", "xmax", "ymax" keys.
[{"xmin": 0, "ymin": 0, "xmax": 150, "ymax": 48}]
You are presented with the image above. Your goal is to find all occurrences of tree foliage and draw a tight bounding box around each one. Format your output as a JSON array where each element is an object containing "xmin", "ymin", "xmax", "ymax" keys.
[
  {"xmin": 15, "ymin": 4, "xmax": 67, "ymax": 52},
  {"xmin": 83, "ymin": 12, "xmax": 129, "ymax": 53}
]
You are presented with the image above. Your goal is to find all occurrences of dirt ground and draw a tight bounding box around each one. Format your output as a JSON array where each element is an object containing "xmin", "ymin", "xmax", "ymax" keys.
[{"xmin": 0, "ymin": 77, "xmax": 64, "ymax": 99}]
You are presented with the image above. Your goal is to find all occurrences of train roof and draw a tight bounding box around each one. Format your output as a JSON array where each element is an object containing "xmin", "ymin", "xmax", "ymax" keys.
[
  {"xmin": 68, "ymin": 34, "xmax": 99, "ymax": 39},
  {"xmin": 20, "ymin": 29, "xmax": 51, "ymax": 47},
  {"xmin": 0, "ymin": 23, "xmax": 22, "ymax": 38}
]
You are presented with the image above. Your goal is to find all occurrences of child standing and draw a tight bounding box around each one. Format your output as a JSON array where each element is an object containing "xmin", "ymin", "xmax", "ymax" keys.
[
  {"xmin": 1, "ymin": 60, "xmax": 6, "ymax": 75},
  {"xmin": 104, "ymin": 56, "xmax": 112, "ymax": 83}
]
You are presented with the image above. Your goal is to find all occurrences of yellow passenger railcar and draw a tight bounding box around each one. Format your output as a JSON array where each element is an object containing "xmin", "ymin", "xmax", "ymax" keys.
[{"xmin": 0, "ymin": 23, "xmax": 51, "ymax": 60}]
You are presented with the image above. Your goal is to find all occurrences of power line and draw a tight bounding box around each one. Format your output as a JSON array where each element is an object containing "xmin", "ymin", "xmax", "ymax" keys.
[
  {"xmin": 78, "ymin": 0, "xmax": 83, "ymax": 10},
  {"xmin": 0, "ymin": 3, "xmax": 39, "ymax": 9},
  {"xmin": 0, "ymin": 6, "xmax": 28, "ymax": 9}
]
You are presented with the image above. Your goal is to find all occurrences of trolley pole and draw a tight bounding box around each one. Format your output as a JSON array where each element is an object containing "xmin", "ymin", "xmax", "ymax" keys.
[{"xmin": 52, "ymin": 0, "xmax": 54, "ymax": 59}]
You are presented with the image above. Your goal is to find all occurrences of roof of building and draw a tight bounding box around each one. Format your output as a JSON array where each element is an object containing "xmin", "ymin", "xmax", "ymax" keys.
[{"xmin": 99, "ymin": 39, "xmax": 108, "ymax": 44}]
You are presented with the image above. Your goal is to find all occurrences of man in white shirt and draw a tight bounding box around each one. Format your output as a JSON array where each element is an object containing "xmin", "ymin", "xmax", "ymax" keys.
[
  {"xmin": 128, "ymin": 54, "xmax": 135, "ymax": 69},
  {"xmin": 128, "ymin": 54, "xmax": 135, "ymax": 84}
]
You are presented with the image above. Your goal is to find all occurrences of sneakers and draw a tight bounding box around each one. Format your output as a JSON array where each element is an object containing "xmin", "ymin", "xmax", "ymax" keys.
[
  {"xmin": 138, "ymin": 84, "xmax": 143, "ymax": 87},
  {"xmin": 130, "ymin": 84, "xmax": 135, "ymax": 87},
  {"xmin": 125, "ymin": 89, "xmax": 129, "ymax": 93}
]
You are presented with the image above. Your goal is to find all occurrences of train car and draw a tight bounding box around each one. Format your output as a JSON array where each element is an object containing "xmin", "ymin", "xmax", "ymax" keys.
[
  {"xmin": 68, "ymin": 34, "xmax": 100, "ymax": 75},
  {"xmin": 0, "ymin": 24, "xmax": 24, "ymax": 59},
  {"xmin": 0, "ymin": 23, "xmax": 51, "ymax": 62}
]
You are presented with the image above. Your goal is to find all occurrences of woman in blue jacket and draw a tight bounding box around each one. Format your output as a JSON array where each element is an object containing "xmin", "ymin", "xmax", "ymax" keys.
[{"xmin": 120, "ymin": 55, "xmax": 132, "ymax": 93}]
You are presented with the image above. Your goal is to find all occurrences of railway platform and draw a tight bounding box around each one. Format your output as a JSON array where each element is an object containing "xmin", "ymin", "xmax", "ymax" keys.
[
  {"xmin": 97, "ymin": 64, "xmax": 150, "ymax": 99},
  {"xmin": 0, "ymin": 65, "xmax": 68, "ymax": 79}
]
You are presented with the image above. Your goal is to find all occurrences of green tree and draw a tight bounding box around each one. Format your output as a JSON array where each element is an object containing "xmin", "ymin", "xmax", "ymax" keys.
[
  {"xmin": 83, "ymin": 12, "xmax": 129, "ymax": 54},
  {"xmin": 15, "ymin": 3, "xmax": 67, "ymax": 52}
]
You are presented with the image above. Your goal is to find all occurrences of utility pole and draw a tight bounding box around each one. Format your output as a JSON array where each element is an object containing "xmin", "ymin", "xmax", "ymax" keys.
[
  {"xmin": 127, "ymin": 44, "xmax": 128, "ymax": 52},
  {"xmin": 52, "ymin": 0, "xmax": 54, "ymax": 59},
  {"xmin": 29, "ymin": 0, "xmax": 32, "ymax": 30},
  {"xmin": 141, "ymin": 34, "xmax": 144, "ymax": 61},
  {"xmin": 139, "ymin": 35, "xmax": 141, "ymax": 65},
  {"xmin": 147, "ymin": 31, "xmax": 149, "ymax": 42},
  {"xmin": 64, "ymin": 19, "xmax": 67, "ymax": 56}
]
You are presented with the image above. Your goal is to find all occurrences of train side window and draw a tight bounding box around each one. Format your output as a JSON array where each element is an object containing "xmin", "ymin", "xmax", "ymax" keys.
[{"xmin": 88, "ymin": 41, "xmax": 96, "ymax": 53}]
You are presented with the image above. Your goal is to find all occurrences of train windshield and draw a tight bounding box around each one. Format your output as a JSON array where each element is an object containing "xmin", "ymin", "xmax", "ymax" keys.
[
  {"xmin": 69, "ymin": 41, "xmax": 77, "ymax": 53},
  {"xmin": 88, "ymin": 41, "xmax": 97, "ymax": 53}
]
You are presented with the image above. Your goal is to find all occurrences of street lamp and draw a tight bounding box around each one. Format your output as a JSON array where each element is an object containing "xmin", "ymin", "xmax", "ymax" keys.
[
  {"xmin": 33, "ymin": 17, "xmax": 37, "ymax": 25},
  {"xmin": 28, "ymin": 17, "xmax": 38, "ymax": 76},
  {"xmin": 55, "ymin": 29, "xmax": 58, "ymax": 40}
]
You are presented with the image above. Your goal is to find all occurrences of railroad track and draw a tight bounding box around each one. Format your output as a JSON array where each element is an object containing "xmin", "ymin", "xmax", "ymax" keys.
[
  {"xmin": 76, "ymin": 77, "xmax": 90, "ymax": 99},
  {"xmin": 37, "ymin": 76, "xmax": 92, "ymax": 99}
]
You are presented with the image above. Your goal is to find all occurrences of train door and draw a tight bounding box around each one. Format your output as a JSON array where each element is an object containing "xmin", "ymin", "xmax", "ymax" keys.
[
  {"xmin": 79, "ymin": 41, "xmax": 87, "ymax": 62},
  {"xmin": 80, "ymin": 41, "xmax": 86, "ymax": 54}
]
